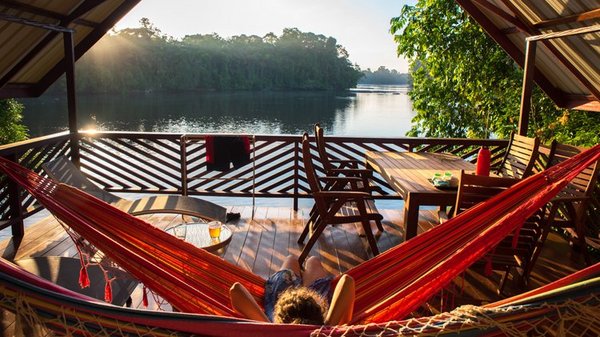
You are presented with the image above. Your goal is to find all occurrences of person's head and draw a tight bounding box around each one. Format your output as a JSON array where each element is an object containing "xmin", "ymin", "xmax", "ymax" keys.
[{"xmin": 273, "ymin": 286, "xmax": 328, "ymax": 325}]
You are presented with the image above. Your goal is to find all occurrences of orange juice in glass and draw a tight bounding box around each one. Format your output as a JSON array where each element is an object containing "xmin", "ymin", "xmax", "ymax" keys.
[{"xmin": 208, "ymin": 221, "xmax": 222, "ymax": 239}]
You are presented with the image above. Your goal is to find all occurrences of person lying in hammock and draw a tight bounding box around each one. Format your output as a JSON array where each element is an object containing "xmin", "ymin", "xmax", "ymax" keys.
[{"xmin": 230, "ymin": 255, "xmax": 355, "ymax": 325}]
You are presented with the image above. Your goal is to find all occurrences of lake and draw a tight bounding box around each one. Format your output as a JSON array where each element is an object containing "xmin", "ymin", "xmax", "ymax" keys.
[{"xmin": 20, "ymin": 84, "xmax": 414, "ymax": 138}]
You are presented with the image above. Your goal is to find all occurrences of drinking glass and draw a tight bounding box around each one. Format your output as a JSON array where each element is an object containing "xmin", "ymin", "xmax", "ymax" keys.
[{"xmin": 208, "ymin": 221, "xmax": 222, "ymax": 239}]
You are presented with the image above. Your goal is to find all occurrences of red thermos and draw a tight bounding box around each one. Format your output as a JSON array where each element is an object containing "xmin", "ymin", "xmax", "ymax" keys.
[{"xmin": 476, "ymin": 146, "xmax": 491, "ymax": 176}]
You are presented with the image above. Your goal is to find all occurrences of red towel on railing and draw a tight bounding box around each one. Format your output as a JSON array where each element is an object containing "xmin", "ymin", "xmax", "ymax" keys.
[{"xmin": 205, "ymin": 135, "xmax": 251, "ymax": 171}]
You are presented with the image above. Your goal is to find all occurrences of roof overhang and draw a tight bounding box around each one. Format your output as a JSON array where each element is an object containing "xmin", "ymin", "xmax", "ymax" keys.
[
  {"xmin": 456, "ymin": 1, "xmax": 600, "ymax": 112},
  {"xmin": 0, "ymin": 0, "xmax": 140, "ymax": 98}
]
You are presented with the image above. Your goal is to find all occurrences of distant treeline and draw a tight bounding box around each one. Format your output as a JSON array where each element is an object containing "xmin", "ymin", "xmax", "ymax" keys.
[
  {"xmin": 49, "ymin": 20, "xmax": 364, "ymax": 94},
  {"xmin": 359, "ymin": 66, "xmax": 412, "ymax": 85}
]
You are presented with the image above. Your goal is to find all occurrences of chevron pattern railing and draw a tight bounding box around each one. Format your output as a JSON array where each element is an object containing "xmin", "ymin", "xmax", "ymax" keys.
[
  {"xmin": 1, "ymin": 131, "xmax": 511, "ymax": 236},
  {"xmin": 3, "ymin": 131, "xmax": 599, "ymax": 249}
]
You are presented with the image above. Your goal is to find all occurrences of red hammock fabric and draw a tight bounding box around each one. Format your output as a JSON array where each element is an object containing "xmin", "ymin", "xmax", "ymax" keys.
[
  {"xmin": 347, "ymin": 144, "xmax": 600, "ymax": 323},
  {"xmin": 0, "ymin": 143, "xmax": 598, "ymax": 324}
]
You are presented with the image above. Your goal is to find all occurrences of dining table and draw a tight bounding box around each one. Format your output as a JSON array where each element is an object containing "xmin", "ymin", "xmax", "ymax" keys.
[{"xmin": 365, "ymin": 151, "xmax": 477, "ymax": 240}]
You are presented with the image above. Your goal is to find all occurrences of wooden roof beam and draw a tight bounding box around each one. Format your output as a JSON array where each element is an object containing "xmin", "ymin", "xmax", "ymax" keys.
[
  {"xmin": 0, "ymin": 0, "xmax": 97, "ymax": 28},
  {"xmin": 464, "ymin": 0, "xmax": 600, "ymax": 106},
  {"xmin": 34, "ymin": 0, "xmax": 141, "ymax": 97},
  {"xmin": 0, "ymin": 13, "xmax": 73, "ymax": 33},
  {"xmin": 534, "ymin": 8, "xmax": 600, "ymax": 30},
  {"xmin": 473, "ymin": 0, "xmax": 529, "ymax": 32},
  {"xmin": 527, "ymin": 24, "xmax": 600, "ymax": 42},
  {"xmin": 455, "ymin": 0, "xmax": 565, "ymax": 105},
  {"xmin": 0, "ymin": 0, "xmax": 105, "ymax": 89}
]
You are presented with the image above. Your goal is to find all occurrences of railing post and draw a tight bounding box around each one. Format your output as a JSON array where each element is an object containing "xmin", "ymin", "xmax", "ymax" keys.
[
  {"xmin": 5, "ymin": 153, "xmax": 24, "ymax": 240},
  {"xmin": 180, "ymin": 135, "xmax": 188, "ymax": 196},
  {"xmin": 293, "ymin": 138, "xmax": 300, "ymax": 211}
]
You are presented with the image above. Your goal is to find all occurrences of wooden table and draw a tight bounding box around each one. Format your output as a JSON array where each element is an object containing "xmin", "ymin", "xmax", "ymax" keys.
[
  {"xmin": 166, "ymin": 222, "xmax": 233, "ymax": 252},
  {"xmin": 366, "ymin": 151, "xmax": 476, "ymax": 240}
]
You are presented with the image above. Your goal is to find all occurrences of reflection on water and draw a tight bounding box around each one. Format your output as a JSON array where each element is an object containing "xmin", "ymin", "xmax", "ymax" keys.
[{"xmin": 21, "ymin": 85, "xmax": 414, "ymax": 138}]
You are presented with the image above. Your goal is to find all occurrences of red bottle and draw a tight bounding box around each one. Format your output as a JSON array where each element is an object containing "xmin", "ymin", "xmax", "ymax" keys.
[{"xmin": 476, "ymin": 146, "xmax": 491, "ymax": 176}]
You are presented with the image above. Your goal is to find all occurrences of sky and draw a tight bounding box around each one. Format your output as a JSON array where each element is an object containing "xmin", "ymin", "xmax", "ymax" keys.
[{"xmin": 113, "ymin": 0, "xmax": 417, "ymax": 72}]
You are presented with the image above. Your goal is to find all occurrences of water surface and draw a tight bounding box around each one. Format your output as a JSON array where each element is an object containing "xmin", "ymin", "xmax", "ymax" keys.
[{"xmin": 21, "ymin": 85, "xmax": 414, "ymax": 137}]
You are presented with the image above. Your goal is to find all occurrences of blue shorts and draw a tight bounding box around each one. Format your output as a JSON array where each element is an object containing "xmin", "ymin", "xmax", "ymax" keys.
[{"xmin": 263, "ymin": 269, "xmax": 333, "ymax": 321}]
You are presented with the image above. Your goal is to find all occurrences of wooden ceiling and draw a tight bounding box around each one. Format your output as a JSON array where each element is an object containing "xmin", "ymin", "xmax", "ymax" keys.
[
  {"xmin": 0, "ymin": 0, "xmax": 139, "ymax": 98},
  {"xmin": 457, "ymin": 0, "xmax": 600, "ymax": 112},
  {"xmin": 0, "ymin": 1, "xmax": 598, "ymax": 112}
]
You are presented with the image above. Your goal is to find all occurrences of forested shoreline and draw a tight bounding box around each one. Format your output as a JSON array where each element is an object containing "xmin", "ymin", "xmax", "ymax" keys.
[
  {"xmin": 359, "ymin": 66, "xmax": 411, "ymax": 85},
  {"xmin": 49, "ymin": 21, "xmax": 369, "ymax": 94}
]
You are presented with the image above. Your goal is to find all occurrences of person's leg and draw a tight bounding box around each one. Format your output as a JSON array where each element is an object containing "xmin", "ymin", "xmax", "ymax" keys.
[
  {"xmin": 281, "ymin": 254, "xmax": 301, "ymax": 276},
  {"xmin": 302, "ymin": 256, "xmax": 329, "ymax": 287},
  {"xmin": 264, "ymin": 255, "xmax": 302, "ymax": 321}
]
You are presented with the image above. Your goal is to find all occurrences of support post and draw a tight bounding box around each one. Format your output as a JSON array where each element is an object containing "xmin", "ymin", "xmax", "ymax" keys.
[
  {"xmin": 64, "ymin": 31, "xmax": 80, "ymax": 166},
  {"xmin": 518, "ymin": 39, "xmax": 537, "ymax": 136},
  {"xmin": 5, "ymin": 154, "xmax": 24, "ymax": 240}
]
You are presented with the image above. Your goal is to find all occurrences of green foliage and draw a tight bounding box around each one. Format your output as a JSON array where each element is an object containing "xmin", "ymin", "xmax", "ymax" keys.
[
  {"xmin": 52, "ymin": 20, "xmax": 362, "ymax": 94},
  {"xmin": 391, "ymin": 1, "xmax": 600, "ymax": 146},
  {"xmin": 0, "ymin": 99, "xmax": 28, "ymax": 145},
  {"xmin": 359, "ymin": 66, "xmax": 412, "ymax": 85}
]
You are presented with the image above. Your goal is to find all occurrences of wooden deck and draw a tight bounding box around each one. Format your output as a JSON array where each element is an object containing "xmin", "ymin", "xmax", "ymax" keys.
[{"xmin": 0, "ymin": 203, "xmax": 589, "ymax": 335}]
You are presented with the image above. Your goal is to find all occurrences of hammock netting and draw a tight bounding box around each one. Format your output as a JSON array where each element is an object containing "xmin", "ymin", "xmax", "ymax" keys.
[
  {"xmin": 0, "ymin": 143, "xmax": 599, "ymax": 335},
  {"xmin": 1, "ymin": 259, "xmax": 599, "ymax": 336}
]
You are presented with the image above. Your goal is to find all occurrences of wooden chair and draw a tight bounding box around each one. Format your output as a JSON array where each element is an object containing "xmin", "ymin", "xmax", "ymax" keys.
[
  {"xmin": 298, "ymin": 133, "xmax": 382, "ymax": 265},
  {"xmin": 313, "ymin": 124, "xmax": 383, "ymax": 232},
  {"xmin": 314, "ymin": 124, "xmax": 371, "ymax": 180},
  {"xmin": 496, "ymin": 133, "xmax": 540, "ymax": 179},
  {"xmin": 453, "ymin": 170, "xmax": 550, "ymax": 294},
  {"xmin": 545, "ymin": 141, "xmax": 600, "ymax": 264}
]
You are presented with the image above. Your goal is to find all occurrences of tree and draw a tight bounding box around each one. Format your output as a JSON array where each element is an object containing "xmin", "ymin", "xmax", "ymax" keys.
[
  {"xmin": 67, "ymin": 24, "xmax": 362, "ymax": 93},
  {"xmin": 0, "ymin": 99, "xmax": 28, "ymax": 145},
  {"xmin": 391, "ymin": 1, "xmax": 600, "ymax": 146}
]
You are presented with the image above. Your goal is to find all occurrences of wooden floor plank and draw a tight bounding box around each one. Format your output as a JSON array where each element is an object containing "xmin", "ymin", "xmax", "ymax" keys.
[
  {"xmin": 270, "ymin": 208, "xmax": 291, "ymax": 276},
  {"xmin": 288, "ymin": 207, "xmax": 308, "ymax": 258},
  {"xmin": 238, "ymin": 213, "xmax": 263, "ymax": 273},
  {"xmin": 252, "ymin": 217, "xmax": 277, "ymax": 279},
  {"xmin": 222, "ymin": 216, "xmax": 250, "ymax": 266}
]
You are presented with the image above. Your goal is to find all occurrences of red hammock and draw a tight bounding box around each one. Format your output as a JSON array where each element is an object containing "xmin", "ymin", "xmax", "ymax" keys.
[{"xmin": 1, "ymin": 143, "xmax": 598, "ymax": 324}]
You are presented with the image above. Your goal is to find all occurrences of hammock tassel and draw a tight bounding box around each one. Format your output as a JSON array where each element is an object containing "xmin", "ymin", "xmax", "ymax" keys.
[
  {"xmin": 79, "ymin": 266, "xmax": 90, "ymax": 288},
  {"xmin": 142, "ymin": 285, "xmax": 149, "ymax": 307},
  {"xmin": 104, "ymin": 281, "xmax": 113, "ymax": 303}
]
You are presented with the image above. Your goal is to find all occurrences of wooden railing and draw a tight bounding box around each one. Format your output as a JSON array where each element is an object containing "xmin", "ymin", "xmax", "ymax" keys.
[
  {"xmin": 2, "ymin": 131, "xmax": 599, "ymax": 250},
  {"xmin": 1, "ymin": 131, "xmax": 509, "ymax": 238}
]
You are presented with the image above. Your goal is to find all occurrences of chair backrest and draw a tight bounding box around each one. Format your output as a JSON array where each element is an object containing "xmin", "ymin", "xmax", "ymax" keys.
[
  {"xmin": 301, "ymin": 133, "xmax": 323, "ymax": 193},
  {"xmin": 453, "ymin": 170, "xmax": 520, "ymax": 217},
  {"xmin": 546, "ymin": 140, "xmax": 599, "ymax": 198},
  {"xmin": 301, "ymin": 133, "xmax": 330, "ymax": 214},
  {"xmin": 42, "ymin": 156, "xmax": 121, "ymax": 204},
  {"xmin": 497, "ymin": 133, "xmax": 540, "ymax": 179},
  {"xmin": 314, "ymin": 123, "xmax": 334, "ymax": 173}
]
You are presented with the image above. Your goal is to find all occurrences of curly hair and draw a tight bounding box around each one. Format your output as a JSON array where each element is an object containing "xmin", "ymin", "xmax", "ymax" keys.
[{"xmin": 272, "ymin": 286, "xmax": 328, "ymax": 325}]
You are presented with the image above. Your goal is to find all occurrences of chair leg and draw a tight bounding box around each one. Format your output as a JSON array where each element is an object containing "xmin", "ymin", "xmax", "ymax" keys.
[
  {"xmin": 299, "ymin": 219, "xmax": 327, "ymax": 266},
  {"xmin": 574, "ymin": 209, "xmax": 591, "ymax": 265},
  {"xmin": 497, "ymin": 266, "xmax": 512, "ymax": 296},
  {"xmin": 375, "ymin": 219, "xmax": 384, "ymax": 232},
  {"xmin": 361, "ymin": 220, "xmax": 379, "ymax": 256},
  {"xmin": 298, "ymin": 206, "xmax": 319, "ymax": 244}
]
